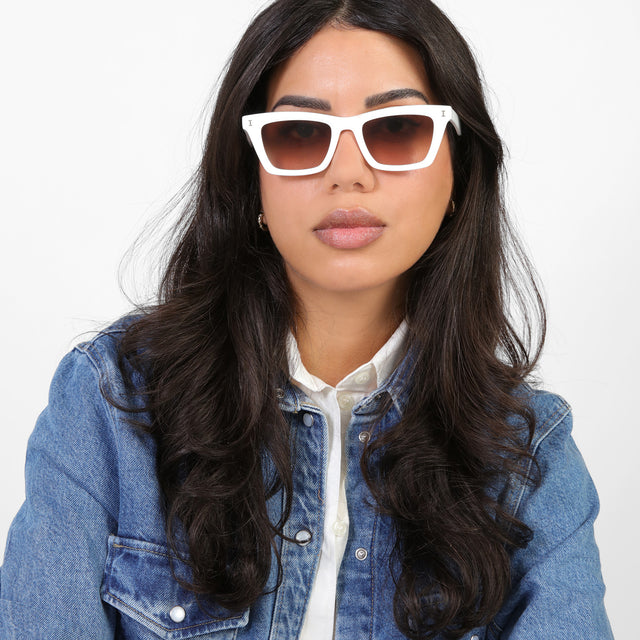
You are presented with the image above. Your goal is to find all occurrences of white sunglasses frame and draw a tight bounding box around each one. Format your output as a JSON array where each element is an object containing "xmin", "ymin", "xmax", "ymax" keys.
[{"xmin": 242, "ymin": 105, "xmax": 462, "ymax": 176}]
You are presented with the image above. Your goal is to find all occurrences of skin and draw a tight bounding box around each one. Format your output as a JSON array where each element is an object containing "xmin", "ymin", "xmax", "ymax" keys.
[{"xmin": 260, "ymin": 25, "xmax": 454, "ymax": 385}]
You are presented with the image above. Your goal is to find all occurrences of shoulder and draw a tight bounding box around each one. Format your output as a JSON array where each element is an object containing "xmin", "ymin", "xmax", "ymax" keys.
[
  {"xmin": 58, "ymin": 314, "xmax": 144, "ymax": 404},
  {"xmin": 72, "ymin": 314, "xmax": 138, "ymax": 375},
  {"xmin": 25, "ymin": 313, "xmax": 163, "ymax": 527},
  {"xmin": 515, "ymin": 384, "xmax": 572, "ymax": 454},
  {"xmin": 494, "ymin": 387, "xmax": 613, "ymax": 636},
  {"xmin": 8, "ymin": 318, "xmax": 142, "ymax": 543},
  {"xmin": 499, "ymin": 385, "xmax": 590, "ymax": 530},
  {"xmin": 506, "ymin": 384, "xmax": 599, "ymax": 536},
  {"xmin": 30, "ymin": 314, "xmax": 151, "ymax": 494},
  {"xmin": 33, "ymin": 313, "xmax": 147, "ymax": 458}
]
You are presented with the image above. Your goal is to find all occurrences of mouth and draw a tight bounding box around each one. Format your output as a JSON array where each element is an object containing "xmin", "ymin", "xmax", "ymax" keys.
[
  {"xmin": 313, "ymin": 208, "xmax": 385, "ymax": 249},
  {"xmin": 314, "ymin": 208, "xmax": 385, "ymax": 230}
]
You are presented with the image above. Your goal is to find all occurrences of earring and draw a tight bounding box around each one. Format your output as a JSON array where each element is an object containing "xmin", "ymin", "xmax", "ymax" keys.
[
  {"xmin": 258, "ymin": 213, "xmax": 267, "ymax": 231},
  {"xmin": 448, "ymin": 199, "xmax": 456, "ymax": 216}
]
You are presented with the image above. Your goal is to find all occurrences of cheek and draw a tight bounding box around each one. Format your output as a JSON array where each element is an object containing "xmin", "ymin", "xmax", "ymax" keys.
[
  {"xmin": 258, "ymin": 169, "xmax": 277, "ymax": 218},
  {"xmin": 389, "ymin": 161, "xmax": 453, "ymax": 222},
  {"xmin": 259, "ymin": 168, "xmax": 319, "ymax": 224},
  {"xmin": 419, "ymin": 153, "xmax": 454, "ymax": 219},
  {"xmin": 391, "ymin": 160, "xmax": 453, "ymax": 258},
  {"xmin": 258, "ymin": 170, "xmax": 310, "ymax": 266}
]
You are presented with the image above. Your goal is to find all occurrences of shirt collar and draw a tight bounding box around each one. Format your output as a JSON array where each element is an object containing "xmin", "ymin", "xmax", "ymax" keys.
[{"xmin": 285, "ymin": 320, "xmax": 408, "ymax": 401}]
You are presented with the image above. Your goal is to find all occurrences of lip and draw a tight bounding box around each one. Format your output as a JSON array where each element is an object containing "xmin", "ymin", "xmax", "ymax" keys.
[{"xmin": 313, "ymin": 208, "xmax": 385, "ymax": 249}]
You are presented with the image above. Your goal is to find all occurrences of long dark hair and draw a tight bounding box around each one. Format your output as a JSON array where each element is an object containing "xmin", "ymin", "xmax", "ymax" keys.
[{"xmin": 116, "ymin": 1, "xmax": 545, "ymax": 638}]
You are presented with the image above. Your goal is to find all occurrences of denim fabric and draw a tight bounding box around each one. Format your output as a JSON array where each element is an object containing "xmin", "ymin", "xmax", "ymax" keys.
[{"xmin": 0, "ymin": 322, "xmax": 614, "ymax": 639}]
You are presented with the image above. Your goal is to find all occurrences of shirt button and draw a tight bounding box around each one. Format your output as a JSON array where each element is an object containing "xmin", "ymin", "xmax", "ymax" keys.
[
  {"xmin": 338, "ymin": 394, "xmax": 354, "ymax": 409},
  {"xmin": 332, "ymin": 521, "xmax": 348, "ymax": 537},
  {"xmin": 354, "ymin": 371, "xmax": 370, "ymax": 385},
  {"xmin": 302, "ymin": 413, "xmax": 314, "ymax": 427},
  {"xmin": 169, "ymin": 605, "xmax": 186, "ymax": 623},
  {"xmin": 295, "ymin": 529, "xmax": 312, "ymax": 546},
  {"xmin": 358, "ymin": 431, "xmax": 371, "ymax": 443},
  {"xmin": 355, "ymin": 547, "xmax": 368, "ymax": 561}
]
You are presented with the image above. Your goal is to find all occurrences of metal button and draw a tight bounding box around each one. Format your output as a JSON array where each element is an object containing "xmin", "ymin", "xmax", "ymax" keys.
[
  {"xmin": 169, "ymin": 605, "xmax": 186, "ymax": 623},
  {"xmin": 470, "ymin": 636, "xmax": 479, "ymax": 640},
  {"xmin": 358, "ymin": 431, "xmax": 371, "ymax": 443},
  {"xmin": 302, "ymin": 413, "xmax": 314, "ymax": 427},
  {"xmin": 355, "ymin": 547, "xmax": 368, "ymax": 561},
  {"xmin": 332, "ymin": 521, "xmax": 348, "ymax": 537},
  {"xmin": 275, "ymin": 388, "xmax": 285, "ymax": 399},
  {"xmin": 295, "ymin": 529, "xmax": 312, "ymax": 546}
]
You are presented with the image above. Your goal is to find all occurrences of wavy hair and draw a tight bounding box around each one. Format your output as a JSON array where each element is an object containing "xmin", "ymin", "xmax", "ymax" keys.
[{"xmin": 115, "ymin": 1, "xmax": 545, "ymax": 638}]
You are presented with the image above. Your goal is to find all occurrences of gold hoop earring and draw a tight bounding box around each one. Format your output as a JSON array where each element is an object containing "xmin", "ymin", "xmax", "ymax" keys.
[{"xmin": 258, "ymin": 213, "xmax": 267, "ymax": 231}]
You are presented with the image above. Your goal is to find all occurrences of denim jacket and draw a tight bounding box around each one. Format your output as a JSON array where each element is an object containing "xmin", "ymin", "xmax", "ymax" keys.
[{"xmin": 0, "ymin": 322, "xmax": 614, "ymax": 639}]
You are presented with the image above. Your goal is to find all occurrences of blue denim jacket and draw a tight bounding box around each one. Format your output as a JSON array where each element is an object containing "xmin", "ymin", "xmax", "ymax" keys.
[{"xmin": 0, "ymin": 322, "xmax": 613, "ymax": 639}]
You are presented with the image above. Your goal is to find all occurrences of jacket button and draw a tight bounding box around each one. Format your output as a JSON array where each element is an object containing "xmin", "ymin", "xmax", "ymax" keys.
[
  {"xmin": 170, "ymin": 605, "xmax": 186, "ymax": 623},
  {"xmin": 355, "ymin": 547, "xmax": 368, "ymax": 561},
  {"xmin": 302, "ymin": 413, "xmax": 314, "ymax": 427},
  {"xmin": 358, "ymin": 431, "xmax": 371, "ymax": 443},
  {"xmin": 295, "ymin": 529, "xmax": 312, "ymax": 546},
  {"xmin": 470, "ymin": 636, "xmax": 479, "ymax": 640}
]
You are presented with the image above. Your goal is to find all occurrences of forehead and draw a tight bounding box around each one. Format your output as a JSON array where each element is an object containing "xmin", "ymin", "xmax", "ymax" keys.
[{"xmin": 265, "ymin": 25, "xmax": 432, "ymax": 111}]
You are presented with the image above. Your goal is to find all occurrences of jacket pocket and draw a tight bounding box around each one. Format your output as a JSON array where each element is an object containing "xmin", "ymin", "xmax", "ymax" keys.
[{"xmin": 100, "ymin": 535, "xmax": 249, "ymax": 639}]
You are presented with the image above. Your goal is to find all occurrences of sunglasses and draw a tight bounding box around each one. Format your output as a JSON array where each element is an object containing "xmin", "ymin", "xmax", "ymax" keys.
[{"xmin": 242, "ymin": 105, "xmax": 461, "ymax": 176}]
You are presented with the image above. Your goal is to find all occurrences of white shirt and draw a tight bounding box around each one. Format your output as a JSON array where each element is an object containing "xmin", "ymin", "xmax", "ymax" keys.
[{"xmin": 288, "ymin": 322, "xmax": 408, "ymax": 640}]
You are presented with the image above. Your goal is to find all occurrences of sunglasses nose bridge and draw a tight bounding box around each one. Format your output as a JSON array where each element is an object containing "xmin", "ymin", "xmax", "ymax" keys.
[
  {"xmin": 327, "ymin": 120, "xmax": 368, "ymax": 166},
  {"xmin": 330, "ymin": 128, "xmax": 366, "ymax": 165},
  {"xmin": 322, "ymin": 125, "xmax": 375, "ymax": 188}
]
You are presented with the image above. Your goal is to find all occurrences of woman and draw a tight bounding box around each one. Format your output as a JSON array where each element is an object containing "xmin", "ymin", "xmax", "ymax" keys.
[{"xmin": 0, "ymin": 0, "xmax": 613, "ymax": 638}]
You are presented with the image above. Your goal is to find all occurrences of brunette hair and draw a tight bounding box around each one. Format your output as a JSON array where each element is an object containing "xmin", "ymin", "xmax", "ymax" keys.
[{"xmin": 116, "ymin": 1, "xmax": 545, "ymax": 638}]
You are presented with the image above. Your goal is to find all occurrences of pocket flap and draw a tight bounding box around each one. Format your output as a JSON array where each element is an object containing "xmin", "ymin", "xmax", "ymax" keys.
[{"xmin": 101, "ymin": 535, "xmax": 249, "ymax": 638}]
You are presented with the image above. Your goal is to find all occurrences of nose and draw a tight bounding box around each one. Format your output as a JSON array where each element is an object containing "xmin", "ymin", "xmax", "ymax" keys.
[{"xmin": 324, "ymin": 130, "xmax": 375, "ymax": 192}]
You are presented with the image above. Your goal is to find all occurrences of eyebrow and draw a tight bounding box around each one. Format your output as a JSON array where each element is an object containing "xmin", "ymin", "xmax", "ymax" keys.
[
  {"xmin": 271, "ymin": 88, "xmax": 429, "ymax": 112},
  {"xmin": 365, "ymin": 88, "xmax": 430, "ymax": 108},
  {"xmin": 271, "ymin": 95, "xmax": 332, "ymax": 111}
]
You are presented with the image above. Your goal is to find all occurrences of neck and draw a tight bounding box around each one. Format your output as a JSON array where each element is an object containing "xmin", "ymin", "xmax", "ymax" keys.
[{"xmin": 291, "ymin": 279, "xmax": 406, "ymax": 387}]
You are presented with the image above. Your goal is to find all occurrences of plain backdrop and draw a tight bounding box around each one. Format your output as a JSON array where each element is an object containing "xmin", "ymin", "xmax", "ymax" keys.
[{"xmin": 1, "ymin": 1, "xmax": 638, "ymax": 637}]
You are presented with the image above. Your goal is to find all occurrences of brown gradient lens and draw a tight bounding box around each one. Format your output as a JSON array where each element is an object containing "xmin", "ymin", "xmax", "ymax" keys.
[
  {"xmin": 262, "ymin": 120, "xmax": 332, "ymax": 170},
  {"xmin": 362, "ymin": 114, "xmax": 434, "ymax": 165}
]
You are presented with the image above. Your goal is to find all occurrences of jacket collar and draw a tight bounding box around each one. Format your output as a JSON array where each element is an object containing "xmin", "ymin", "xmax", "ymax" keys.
[{"xmin": 277, "ymin": 346, "xmax": 415, "ymax": 417}]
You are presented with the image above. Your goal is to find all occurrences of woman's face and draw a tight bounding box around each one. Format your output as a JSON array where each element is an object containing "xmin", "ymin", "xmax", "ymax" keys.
[{"xmin": 260, "ymin": 25, "xmax": 454, "ymax": 303}]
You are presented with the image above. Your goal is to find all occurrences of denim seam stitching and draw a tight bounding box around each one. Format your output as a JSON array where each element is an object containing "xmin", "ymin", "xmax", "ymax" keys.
[
  {"xmin": 510, "ymin": 403, "xmax": 571, "ymax": 519},
  {"xmin": 104, "ymin": 593, "xmax": 236, "ymax": 631},
  {"xmin": 368, "ymin": 511, "xmax": 379, "ymax": 640},
  {"xmin": 77, "ymin": 341, "xmax": 126, "ymax": 523},
  {"xmin": 112, "ymin": 542, "xmax": 173, "ymax": 558},
  {"xmin": 78, "ymin": 341, "xmax": 122, "ymax": 428},
  {"xmin": 299, "ymin": 415, "xmax": 325, "ymax": 626},
  {"xmin": 42, "ymin": 345, "xmax": 120, "ymax": 517}
]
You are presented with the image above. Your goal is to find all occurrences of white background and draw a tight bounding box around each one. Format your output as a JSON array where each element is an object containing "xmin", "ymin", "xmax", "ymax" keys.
[{"xmin": 1, "ymin": 1, "xmax": 637, "ymax": 637}]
